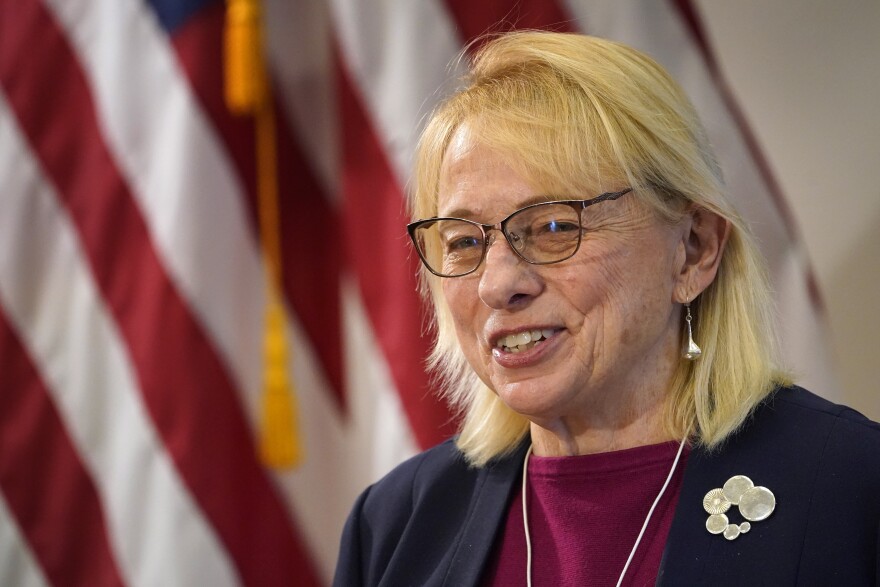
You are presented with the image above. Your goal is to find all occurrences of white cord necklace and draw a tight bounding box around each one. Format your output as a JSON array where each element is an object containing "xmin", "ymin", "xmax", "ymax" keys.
[{"xmin": 521, "ymin": 438, "xmax": 687, "ymax": 587}]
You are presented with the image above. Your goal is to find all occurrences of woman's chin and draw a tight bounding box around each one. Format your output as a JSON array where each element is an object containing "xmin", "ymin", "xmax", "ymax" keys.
[{"xmin": 493, "ymin": 378, "xmax": 577, "ymax": 423}]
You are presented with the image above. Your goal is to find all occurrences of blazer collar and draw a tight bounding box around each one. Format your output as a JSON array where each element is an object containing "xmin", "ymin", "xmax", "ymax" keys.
[
  {"xmin": 655, "ymin": 443, "xmax": 717, "ymax": 585},
  {"xmin": 441, "ymin": 441, "xmax": 530, "ymax": 587},
  {"xmin": 656, "ymin": 389, "xmax": 815, "ymax": 585}
]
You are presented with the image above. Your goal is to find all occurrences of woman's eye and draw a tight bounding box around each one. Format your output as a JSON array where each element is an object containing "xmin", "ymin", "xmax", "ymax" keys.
[
  {"xmin": 447, "ymin": 235, "xmax": 481, "ymax": 251},
  {"xmin": 538, "ymin": 220, "xmax": 580, "ymax": 234}
]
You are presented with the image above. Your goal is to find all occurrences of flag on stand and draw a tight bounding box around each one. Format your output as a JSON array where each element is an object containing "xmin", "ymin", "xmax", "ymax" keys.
[{"xmin": 0, "ymin": 0, "xmax": 837, "ymax": 585}]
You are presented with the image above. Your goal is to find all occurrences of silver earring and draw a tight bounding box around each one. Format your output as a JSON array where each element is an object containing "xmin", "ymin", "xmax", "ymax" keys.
[{"xmin": 683, "ymin": 301, "xmax": 702, "ymax": 360}]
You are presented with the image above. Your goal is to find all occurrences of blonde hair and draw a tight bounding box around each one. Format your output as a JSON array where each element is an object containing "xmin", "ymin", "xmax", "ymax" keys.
[{"xmin": 411, "ymin": 31, "xmax": 790, "ymax": 466}]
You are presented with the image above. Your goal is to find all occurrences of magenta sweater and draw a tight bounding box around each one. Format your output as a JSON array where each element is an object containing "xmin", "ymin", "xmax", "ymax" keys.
[{"xmin": 483, "ymin": 441, "xmax": 689, "ymax": 586}]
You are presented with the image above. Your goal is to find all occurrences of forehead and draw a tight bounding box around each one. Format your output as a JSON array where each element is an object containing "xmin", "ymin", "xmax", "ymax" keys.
[{"xmin": 438, "ymin": 127, "xmax": 544, "ymax": 220}]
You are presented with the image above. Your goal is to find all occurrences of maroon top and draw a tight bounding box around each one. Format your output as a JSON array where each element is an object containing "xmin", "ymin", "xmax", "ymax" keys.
[{"xmin": 482, "ymin": 441, "xmax": 689, "ymax": 587}]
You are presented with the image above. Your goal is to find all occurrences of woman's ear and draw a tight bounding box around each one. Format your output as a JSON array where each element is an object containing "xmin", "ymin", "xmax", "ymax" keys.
[{"xmin": 674, "ymin": 206, "xmax": 731, "ymax": 302}]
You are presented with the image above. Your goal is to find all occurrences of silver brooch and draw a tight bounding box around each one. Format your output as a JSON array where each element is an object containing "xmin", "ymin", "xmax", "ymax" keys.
[{"xmin": 703, "ymin": 475, "xmax": 775, "ymax": 540}]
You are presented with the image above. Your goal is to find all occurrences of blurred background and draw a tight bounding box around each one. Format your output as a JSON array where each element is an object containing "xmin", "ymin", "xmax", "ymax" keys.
[
  {"xmin": 695, "ymin": 0, "xmax": 879, "ymax": 421},
  {"xmin": 1, "ymin": 0, "xmax": 876, "ymax": 585}
]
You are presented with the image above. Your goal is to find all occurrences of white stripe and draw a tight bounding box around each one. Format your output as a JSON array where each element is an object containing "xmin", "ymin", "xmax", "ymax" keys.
[
  {"xmin": 270, "ymin": 4, "xmax": 467, "ymax": 576},
  {"xmin": 42, "ymin": 0, "xmax": 267, "ymax": 423},
  {"xmin": 266, "ymin": 8, "xmax": 427, "ymax": 572},
  {"xmin": 0, "ymin": 493, "xmax": 49, "ymax": 587},
  {"xmin": 265, "ymin": 0, "xmax": 436, "ymax": 574},
  {"xmin": 330, "ymin": 0, "xmax": 466, "ymax": 186},
  {"xmin": 564, "ymin": 0, "xmax": 838, "ymax": 395},
  {"xmin": 273, "ymin": 282, "xmax": 419, "ymax": 580},
  {"xmin": 266, "ymin": 0, "xmax": 341, "ymax": 201},
  {"xmin": 0, "ymin": 94, "xmax": 239, "ymax": 587}
]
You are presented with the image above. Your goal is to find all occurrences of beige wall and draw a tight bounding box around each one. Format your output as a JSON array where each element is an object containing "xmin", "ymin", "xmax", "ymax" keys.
[{"xmin": 695, "ymin": 0, "xmax": 880, "ymax": 419}]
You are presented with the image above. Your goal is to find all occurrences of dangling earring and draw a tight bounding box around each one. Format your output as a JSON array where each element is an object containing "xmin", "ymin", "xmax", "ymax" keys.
[{"xmin": 682, "ymin": 300, "xmax": 702, "ymax": 360}]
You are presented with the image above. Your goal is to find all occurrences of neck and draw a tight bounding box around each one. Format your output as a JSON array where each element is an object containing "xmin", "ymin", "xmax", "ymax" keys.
[{"xmin": 529, "ymin": 389, "xmax": 672, "ymax": 457}]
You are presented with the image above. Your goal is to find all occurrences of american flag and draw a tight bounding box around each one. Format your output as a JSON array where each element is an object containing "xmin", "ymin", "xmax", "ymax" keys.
[{"xmin": 0, "ymin": 0, "xmax": 837, "ymax": 585}]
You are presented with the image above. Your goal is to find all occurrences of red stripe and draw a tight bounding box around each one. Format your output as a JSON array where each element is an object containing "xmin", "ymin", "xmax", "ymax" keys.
[
  {"xmin": 0, "ymin": 307, "xmax": 125, "ymax": 587},
  {"xmin": 671, "ymin": 0, "xmax": 826, "ymax": 311},
  {"xmin": 336, "ymin": 50, "xmax": 457, "ymax": 449},
  {"xmin": 444, "ymin": 0, "xmax": 574, "ymax": 44},
  {"xmin": 172, "ymin": 5, "xmax": 346, "ymax": 406},
  {"xmin": 0, "ymin": 1, "xmax": 321, "ymax": 585}
]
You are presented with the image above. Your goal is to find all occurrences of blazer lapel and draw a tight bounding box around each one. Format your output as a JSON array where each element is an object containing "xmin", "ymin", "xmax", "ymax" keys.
[
  {"xmin": 441, "ymin": 442, "xmax": 528, "ymax": 587},
  {"xmin": 655, "ymin": 445, "xmax": 719, "ymax": 585},
  {"xmin": 656, "ymin": 390, "xmax": 828, "ymax": 585}
]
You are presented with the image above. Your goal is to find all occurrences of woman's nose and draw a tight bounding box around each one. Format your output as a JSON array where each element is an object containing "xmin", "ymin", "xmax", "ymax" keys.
[{"xmin": 477, "ymin": 234, "xmax": 543, "ymax": 309}]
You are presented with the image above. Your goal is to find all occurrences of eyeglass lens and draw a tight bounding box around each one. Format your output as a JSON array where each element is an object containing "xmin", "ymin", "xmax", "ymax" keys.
[{"xmin": 414, "ymin": 202, "xmax": 583, "ymax": 277}]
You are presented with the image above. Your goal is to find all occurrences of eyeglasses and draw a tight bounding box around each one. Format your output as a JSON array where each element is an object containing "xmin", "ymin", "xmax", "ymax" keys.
[{"xmin": 407, "ymin": 188, "xmax": 632, "ymax": 278}]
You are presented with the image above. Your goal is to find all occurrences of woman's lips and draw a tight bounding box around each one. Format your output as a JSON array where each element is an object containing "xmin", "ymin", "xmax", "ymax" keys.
[{"xmin": 491, "ymin": 328, "xmax": 563, "ymax": 368}]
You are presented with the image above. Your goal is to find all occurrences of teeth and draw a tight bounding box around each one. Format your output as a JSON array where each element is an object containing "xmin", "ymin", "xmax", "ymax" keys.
[{"xmin": 497, "ymin": 329, "xmax": 556, "ymax": 352}]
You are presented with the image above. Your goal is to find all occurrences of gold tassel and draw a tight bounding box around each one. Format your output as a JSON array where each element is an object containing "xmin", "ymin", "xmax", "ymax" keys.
[
  {"xmin": 224, "ymin": 0, "xmax": 266, "ymax": 114},
  {"xmin": 225, "ymin": 0, "xmax": 302, "ymax": 468},
  {"xmin": 259, "ymin": 295, "xmax": 302, "ymax": 467},
  {"xmin": 255, "ymin": 84, "xmax": 302, "ymax": 468}
]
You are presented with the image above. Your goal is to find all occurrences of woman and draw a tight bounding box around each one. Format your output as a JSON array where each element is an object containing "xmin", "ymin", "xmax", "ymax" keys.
[{"xmin": 334, "ymin": 32, "xmax": 880, "ymax": 586}]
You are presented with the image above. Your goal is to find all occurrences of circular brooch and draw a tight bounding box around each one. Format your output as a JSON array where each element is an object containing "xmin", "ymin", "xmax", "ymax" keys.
[{"xmin": 703, "ymin": 475, "xmax": 775, "ymax": 540}]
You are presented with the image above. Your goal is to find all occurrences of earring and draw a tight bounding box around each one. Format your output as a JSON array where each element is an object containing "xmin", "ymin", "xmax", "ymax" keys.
[{"xmin": 682, "ymin": 301, "xmax": 702, "ymax": 360}]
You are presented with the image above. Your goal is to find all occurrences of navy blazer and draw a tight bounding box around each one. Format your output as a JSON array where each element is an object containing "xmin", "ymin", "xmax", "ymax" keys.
[{"xmin": 334, "ymin": 387, "xmax": 880, "ymax": 586}]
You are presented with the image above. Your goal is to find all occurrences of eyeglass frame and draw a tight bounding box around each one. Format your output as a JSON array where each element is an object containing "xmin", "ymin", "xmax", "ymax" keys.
[{"xmin": 406, "ymin": 187, "xmax": 633, "ymax": 278}]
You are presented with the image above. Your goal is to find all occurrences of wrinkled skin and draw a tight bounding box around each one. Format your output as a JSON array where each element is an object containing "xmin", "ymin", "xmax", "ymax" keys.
[{"xmin": 438, "ymin": 125, "xmax": 729, "ymax": 456}]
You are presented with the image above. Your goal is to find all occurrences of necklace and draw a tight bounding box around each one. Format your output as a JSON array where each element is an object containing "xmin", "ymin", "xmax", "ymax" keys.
[{"xmin": 521, "ymin": 438, "xmax": 687, "ymax": 587}]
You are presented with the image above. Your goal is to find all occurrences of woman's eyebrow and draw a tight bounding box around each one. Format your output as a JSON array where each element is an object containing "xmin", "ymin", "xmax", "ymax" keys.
[
  {"xmin": 439, "ymin": 195, "xmax": 560, "ymax": 220},
  {"xmin": 437, "ymin": 206, "xmax": 474, "ymax": 219}
]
